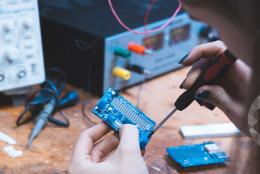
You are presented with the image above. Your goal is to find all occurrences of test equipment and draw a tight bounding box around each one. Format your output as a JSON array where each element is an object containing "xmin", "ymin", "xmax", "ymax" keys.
[
  {"xmin": 39, "ymin": 0, "xmax": 213, "ymax": 96},
  {"xmin": 0, "ymin": 0, "xmax": 45, "ymax": 92}
]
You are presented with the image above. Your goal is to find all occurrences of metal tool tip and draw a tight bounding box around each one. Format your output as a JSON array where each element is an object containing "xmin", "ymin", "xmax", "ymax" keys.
[
  {"xmin": 144, "ymin": 69, "xmax": 152, "ymax": 75},
  {"xmin": 145, "ymin": 49, "xmax": 153, "ymax": 55},
  {"xmin": 27, "ymin": 137, "xmax": 34, "ymax": 148}
]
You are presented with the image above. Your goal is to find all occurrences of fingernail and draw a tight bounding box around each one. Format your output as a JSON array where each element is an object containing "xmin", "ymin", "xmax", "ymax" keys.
[
  {"xmin": 195, "ymin": 99, "xmax": 204, "ymax": 106},
  {"xmin": 204, "ymin": 103, "xmax": 216, "ymax": 110},
  {"xmin": 178, "ymin": 53, "xmax": 189, "ymax": 64},
  {"xmin": 179, "ymin": 80, "xmax": 185, "ymax": 89},
  {"xmin": 195, "ymin": 91, "xmax": 210, "ymax": 100}
]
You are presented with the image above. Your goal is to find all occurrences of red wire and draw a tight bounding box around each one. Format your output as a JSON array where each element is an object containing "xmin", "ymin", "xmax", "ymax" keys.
[{"xmin": 108, "ymin": 0, "xmax": 183, "ymax": 35}]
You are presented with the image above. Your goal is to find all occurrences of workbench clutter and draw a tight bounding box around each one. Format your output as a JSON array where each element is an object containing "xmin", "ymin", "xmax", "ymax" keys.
[
  {"xmin": 0, "ymin": 132, "xmax": 23, "ymax": 158},
  {"xmin": 16, "ymin": 69, "xmax": 80, "ymax": 147},
  {"xmin": 1, "ymin": 0, "xmax": 259, "ymax": 173}
]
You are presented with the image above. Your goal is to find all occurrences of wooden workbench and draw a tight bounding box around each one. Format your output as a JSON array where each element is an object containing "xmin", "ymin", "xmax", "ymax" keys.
[{"xmin": 0, "ymin": 68, "xmax": 257, "ymax": 174}]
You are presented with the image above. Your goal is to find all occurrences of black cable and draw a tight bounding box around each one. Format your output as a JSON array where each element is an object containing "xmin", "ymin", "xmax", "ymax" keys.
[
  {"xmin": 48, "ymin": 110, "xmax": 70, "ymax": 127},
  {"xmin": 17, "ymin": 68, "xmax": 77, "ymax": 128},
  {"xmin": 46, "ymin": 67, "xmax": 67, "ymax": 95}
]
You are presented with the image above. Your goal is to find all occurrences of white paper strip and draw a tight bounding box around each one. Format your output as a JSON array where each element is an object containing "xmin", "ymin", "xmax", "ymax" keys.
[
  {"xmin": 180, "ymin": 123, "xmax": 241, "ymax": 139},
  {"xmin": 3, "ymin": 146, "xmax": 23, "ymax": 158},
  {"xmin": 0, "ymin": 132, "xmax": 17, "ymax": 145}
]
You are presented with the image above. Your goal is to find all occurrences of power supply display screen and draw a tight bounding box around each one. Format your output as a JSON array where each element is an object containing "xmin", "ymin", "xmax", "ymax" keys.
[
  {"xmin": 143, "ymin": 33, "xmax": 164, "ymax": 51},
  {"xmin": 169, "ymin": 24, "xmax": 191, "ymax": 45}
]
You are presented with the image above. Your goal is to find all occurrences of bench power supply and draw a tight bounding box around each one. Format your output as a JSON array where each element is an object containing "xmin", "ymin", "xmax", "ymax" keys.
[{"xmin": 39, "ymin": 0, "xmax": 212, "ymax": 96}]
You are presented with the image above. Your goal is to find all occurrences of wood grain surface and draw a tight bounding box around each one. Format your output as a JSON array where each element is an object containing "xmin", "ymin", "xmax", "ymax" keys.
[{"xmin": 0, "ymin": 68, "xmax": 257, "ymax": 174}]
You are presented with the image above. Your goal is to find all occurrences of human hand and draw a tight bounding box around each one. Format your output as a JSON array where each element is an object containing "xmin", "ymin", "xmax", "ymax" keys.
[
  {"xmin": 180, "ymin": 41, "xmax": 252, "ymax": 133},
  {"xmin": 69, "ymin": 122, "xmax": 149, "ymax": 174}
]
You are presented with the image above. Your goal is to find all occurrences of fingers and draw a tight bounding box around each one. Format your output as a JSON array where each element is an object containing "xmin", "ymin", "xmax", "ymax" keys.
[
  {"xmin": 91, "ymin": 134, "xmax": 119, "ymax": 163},
  {"xmin": 181, "ymin": 41, "xmax": 227, "ymax": 66},
  {"xmin": 72, "ymin": 122, "xmax": 111, "ymax": 162},
  {"xmin": 195, "ymin": 85, "xmax": 235, "ymax": 116},
  {"xmin": 117, "ymin": 124, "xmax": 141, "ymax": 155},
  {"xmin": 179, "ymin": 41, "xmax": 227, "ymax": 90},
  {"xmin": 180, "ymin": 67, "xmax": 201, "ymax": 89},
  {"xmin": 180, "ymin": 58, "xmax": 209, "ymax": 89},
  {"xmin": 111, "ymin": 125, "xmax": 148, "ymax": 174}
]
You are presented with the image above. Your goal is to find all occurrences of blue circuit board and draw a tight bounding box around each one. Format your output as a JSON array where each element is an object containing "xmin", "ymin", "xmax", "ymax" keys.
[
  {"xmin": 167, "ymin": 141, "xmax": 229, "ymax": 168},
  {"xmin": 92, "ymin": 88, "xmax": 156, "ymax": 148}
]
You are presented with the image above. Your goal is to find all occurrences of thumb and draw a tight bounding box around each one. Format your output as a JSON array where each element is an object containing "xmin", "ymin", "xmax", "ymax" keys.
[
  {"xmin": 117, "ymin": 124, "xmax": 141, "ymax": 155},
  {"xmin": 195, "ymin": 85, "xmax": 234, "ymax": 115}
]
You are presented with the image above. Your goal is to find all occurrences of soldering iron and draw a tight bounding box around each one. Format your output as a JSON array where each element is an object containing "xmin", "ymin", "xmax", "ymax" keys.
[
  {"xmin": 153, "ymin": 49, "xmax": 238, "ymax": 133},
  {"xmin": 92, "ymin": 49, "xmax": 238, "ymax": 148}
]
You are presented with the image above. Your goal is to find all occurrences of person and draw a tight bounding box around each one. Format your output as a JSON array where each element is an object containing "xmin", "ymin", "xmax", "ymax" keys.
[
  {"xmin": 69, "ymin": 0, "xmax": 260, "ymax": 173},
  {"xmin": 69, "ymin": 123, "xmax": 148, "ymax": 174}
]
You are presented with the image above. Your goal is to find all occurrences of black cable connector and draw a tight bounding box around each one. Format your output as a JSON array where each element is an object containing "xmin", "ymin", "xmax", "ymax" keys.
[{"xmin": 126, "ymin": 64, "xmax": 151, "ymax": 75}]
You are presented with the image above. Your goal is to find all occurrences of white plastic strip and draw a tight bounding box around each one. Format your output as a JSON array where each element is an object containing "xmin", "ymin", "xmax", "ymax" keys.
[
  {"xmin": 0, "ymin": 132, "xmax": 17, "ymax": 145},
  {"xmin": 3, "ymin": 146, "xmax": 23, "ymax": 158},
  {"xmin": 180, "ymin": 123, "xmax": 241, "ymax": 139}
]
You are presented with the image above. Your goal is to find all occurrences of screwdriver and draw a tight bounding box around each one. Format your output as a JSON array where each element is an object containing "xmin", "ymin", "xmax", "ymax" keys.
[{"xmin": 152, "ymin": 50, "xmax": 238, "ymax": 133}]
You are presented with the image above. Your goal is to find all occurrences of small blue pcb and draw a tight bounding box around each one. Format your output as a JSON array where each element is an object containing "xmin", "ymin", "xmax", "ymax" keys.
[
  {"xmin": 167, "ymin": 141, "xmax": 229, "ymax": 168},
  {"xmin": 92, "ymin": 88, "xmax": 156, "ymax": 148}
]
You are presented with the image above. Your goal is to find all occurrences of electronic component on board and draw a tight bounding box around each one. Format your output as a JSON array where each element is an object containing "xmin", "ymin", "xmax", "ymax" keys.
[
  {"xmin": 92, "ymin": 88, "xmax": 156, "ymax": 148},
  {"xmin": 167, "ymin": 142, "xmax": 229, "ymax": 168}
]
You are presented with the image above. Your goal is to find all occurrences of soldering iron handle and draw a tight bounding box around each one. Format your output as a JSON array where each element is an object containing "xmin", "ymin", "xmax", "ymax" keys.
[{"xmin": 175, "ymin": 49, "xmax": 238, "ymax": 111}]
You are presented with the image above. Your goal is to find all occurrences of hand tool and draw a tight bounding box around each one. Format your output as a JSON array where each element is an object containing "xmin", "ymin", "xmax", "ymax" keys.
[{"xmin": 152, "ymin": 49, "xmax": 238, "ymax": 133}]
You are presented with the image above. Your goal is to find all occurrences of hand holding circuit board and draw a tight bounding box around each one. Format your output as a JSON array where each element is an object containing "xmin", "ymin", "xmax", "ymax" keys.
[
  {"xmin": 92, "ymin": 48, "xmax": 237, "ymax": 149},
  {"xmin": 92, "ymin": 88, "xmax": 156, "ymax": 149}
]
